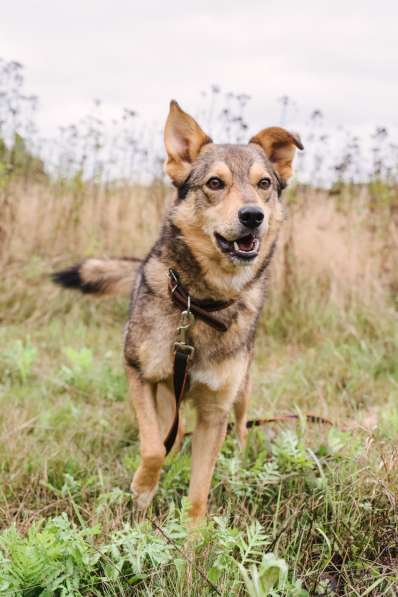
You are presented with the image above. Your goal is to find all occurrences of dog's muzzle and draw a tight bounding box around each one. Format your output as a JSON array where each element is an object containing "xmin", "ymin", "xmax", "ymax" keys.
[{"xmin": 214, "ymin": 231, "xmax": 260, "ymax": 261}]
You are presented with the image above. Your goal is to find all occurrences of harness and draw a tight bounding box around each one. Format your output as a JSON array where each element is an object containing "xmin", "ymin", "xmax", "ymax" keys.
[{"xmin": 164, "ymin": 268, "xmax": 332, "ymax": 455}]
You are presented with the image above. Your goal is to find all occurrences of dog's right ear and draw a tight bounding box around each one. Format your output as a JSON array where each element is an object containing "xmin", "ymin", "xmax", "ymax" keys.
[{"xmin": 164, "ymin": 100, "xmax": 212, "ymax": 184}]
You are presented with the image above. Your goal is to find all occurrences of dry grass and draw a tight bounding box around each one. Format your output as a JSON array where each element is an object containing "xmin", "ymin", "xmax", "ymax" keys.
[
  {"xmin": 1, "ymin": 181, "xmax": 167, "ymax": 263},
  {"xmin": 2, "ymin": 180, "xmax": 397, "ymax": 304}
]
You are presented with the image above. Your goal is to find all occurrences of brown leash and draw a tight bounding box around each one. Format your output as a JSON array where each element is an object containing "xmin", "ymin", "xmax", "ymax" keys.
[
  {"xmin": 164, "ymin": 269, "xmax": 332, "ymax": 455},
  {"xmin": 164, "ymin": 269, "xmax": 234, "ymax": 453}
]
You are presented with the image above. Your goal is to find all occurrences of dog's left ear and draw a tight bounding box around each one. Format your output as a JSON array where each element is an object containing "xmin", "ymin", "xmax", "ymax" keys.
[
  {"xmin": 164, "ymin": 100, "xmax": 212, "ymax": 184},
  {"xmin": 250, "ymin": 127, "xmax": 304, "ymax": 181}
]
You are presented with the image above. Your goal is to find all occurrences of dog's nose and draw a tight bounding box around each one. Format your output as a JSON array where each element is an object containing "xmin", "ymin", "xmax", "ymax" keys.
[{"xmin": 238, "ymin": 205, "xmax": 264, "ymax": 229}]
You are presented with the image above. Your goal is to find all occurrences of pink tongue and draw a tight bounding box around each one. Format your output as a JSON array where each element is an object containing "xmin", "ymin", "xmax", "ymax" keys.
[{"xmin": 237, "ymin": 235, "xmax": 255, "ymax": 251}]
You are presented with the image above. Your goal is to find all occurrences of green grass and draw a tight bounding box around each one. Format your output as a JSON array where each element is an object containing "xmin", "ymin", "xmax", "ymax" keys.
[{"xmin": 1, "ymin": 261, "xmax": 398, "ymax": 595}]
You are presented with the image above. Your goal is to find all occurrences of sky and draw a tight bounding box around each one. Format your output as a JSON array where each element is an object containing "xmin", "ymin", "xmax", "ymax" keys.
[{"xmin": 1, "ymin": 0, "xmax": 397, "ymax": 143}]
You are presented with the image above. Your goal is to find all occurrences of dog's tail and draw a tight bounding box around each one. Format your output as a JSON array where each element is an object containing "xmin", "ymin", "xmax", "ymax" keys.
[{"xmin": 52, "ymin": 257, "xmax": 141, "ymax": 297}]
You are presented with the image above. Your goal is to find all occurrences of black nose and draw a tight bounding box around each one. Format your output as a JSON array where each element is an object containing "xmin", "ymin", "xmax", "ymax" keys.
[{"xmin": 238, "ymin": 205, "xmax": 264, "ymax": 229}]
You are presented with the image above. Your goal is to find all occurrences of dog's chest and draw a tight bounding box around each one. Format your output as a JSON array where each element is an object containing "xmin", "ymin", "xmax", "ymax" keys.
[{"xmin": 126, "ymin": 290, "xmax": 257, "ymax": 386}]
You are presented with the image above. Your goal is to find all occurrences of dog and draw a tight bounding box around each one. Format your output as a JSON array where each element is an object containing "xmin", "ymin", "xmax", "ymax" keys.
[{"xmin": 53, "ymin": 100, "xmax": 303, "ymax": 525}]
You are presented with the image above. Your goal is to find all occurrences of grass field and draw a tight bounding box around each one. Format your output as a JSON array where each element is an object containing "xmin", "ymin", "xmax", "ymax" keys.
[{"xmin": 1, "ymin": 181, "xmax": 398, "ymax": 595}]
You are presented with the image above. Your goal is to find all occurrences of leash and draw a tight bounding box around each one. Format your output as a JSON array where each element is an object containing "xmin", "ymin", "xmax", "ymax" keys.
[
  {"xmin": 164, "ymin": 269, "xmax": 332, "ymax": 454},
  {"xmin": 164, "ymin": 269, "xmax": 234, "ymax": 453}
]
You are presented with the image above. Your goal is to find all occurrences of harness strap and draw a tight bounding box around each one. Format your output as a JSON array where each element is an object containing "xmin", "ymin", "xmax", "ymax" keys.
[{"xmin": 168, "ymin": 269, "xmax": 233, "ymax": 332}]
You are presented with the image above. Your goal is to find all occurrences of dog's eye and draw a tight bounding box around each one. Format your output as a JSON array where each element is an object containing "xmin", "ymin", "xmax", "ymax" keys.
[
  {"xmin": 206, "ymin": 177, "xmax": 225, "ymax": 190},
  {"xmin": 258, "ymin": 177, "xmax": 272, "ymax": 190}
]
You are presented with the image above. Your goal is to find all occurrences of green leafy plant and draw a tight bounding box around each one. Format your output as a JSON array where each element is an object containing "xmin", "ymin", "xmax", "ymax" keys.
[
  {"xmin": 61, "ymin": 346, "xmax": 94, "ymax": 392},
  {"xmin": 239, "ymin": 552, "xmax": 308, "ymax": 596},
  {"xmin": 0, "ymin": 514, "xmax": 101, "ymax": 596},
  {"xmin": 272, "ymin": 430, "xmax": 314, "ymax": 473},
  {"xmin": 59, "ymin": 346, "xmax": 126, "ymax": 400},
  {"xmin": 1, "ymin": 338, "xmax": 37, "ymax": 384}
]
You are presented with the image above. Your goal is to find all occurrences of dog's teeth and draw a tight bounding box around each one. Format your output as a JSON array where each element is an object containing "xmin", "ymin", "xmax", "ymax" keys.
[
  {"xmin": 234, "ymin": 241, "xmax": 239, "ymax": 252},
  {"xmin": 253, "ymin": 239, "xmax": 259, "ymax": 251}
]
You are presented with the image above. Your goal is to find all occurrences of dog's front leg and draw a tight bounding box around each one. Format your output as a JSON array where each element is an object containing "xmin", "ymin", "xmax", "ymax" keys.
[
  {"xmin": 155, "ymin": 382, "xmax": 185, "ymax": 452},
  {"xmin": 188, "ymin": 398, "xmax": 229, "ymax": 524},
  {"xmin": 127, "ymin": 367, "xmax": 165, "ymax": 510}
]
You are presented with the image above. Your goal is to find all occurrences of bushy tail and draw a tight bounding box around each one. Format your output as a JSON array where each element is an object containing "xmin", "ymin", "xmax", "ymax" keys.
[{"xmin": 52, "ymin": 257, "xmax": 141, "ymax": 297}]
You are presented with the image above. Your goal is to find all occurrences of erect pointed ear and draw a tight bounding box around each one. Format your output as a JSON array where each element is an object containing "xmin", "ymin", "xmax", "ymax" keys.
[
  {"xmin": 164, "ymin": 100, "xmax": 212, "ymax": 184},
  {"xmin": 249, "ymin": 127, "xmax": 304, "ymax": 182}
]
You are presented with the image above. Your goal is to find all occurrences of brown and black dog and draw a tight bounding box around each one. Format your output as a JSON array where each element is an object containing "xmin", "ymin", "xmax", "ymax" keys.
[{"xmin": 54, "ymin": 101, "xmax": 303, "ymax": 525}]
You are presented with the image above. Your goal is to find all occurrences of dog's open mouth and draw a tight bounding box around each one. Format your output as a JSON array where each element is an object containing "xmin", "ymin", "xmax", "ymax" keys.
[{"xmin": 215, "ymin": 232, "xmax": 260, "ymax": 261}]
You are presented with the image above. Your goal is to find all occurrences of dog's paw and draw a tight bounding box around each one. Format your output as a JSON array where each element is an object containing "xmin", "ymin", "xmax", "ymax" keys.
[
  {"xmin": 130, "ymin": 482, "xmax": 158, "ymax": 510},
  {"xmin": 236, "ymin": 426, "xmax": 248, "ymax": 450}
]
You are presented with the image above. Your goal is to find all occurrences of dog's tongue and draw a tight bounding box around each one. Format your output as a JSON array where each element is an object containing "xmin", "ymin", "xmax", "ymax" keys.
[{"xmin": 237, "ymin": 234, "xmax": 255, "ymax": 252}]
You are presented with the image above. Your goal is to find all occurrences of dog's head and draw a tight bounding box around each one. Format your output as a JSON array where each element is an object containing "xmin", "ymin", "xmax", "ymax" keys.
[{"xmin": 164, "ymin": 100, "xmax": 303, "ymax": 279}]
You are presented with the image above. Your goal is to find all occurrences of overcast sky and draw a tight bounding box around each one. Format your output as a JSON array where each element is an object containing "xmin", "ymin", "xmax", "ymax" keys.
[{"xmin": 1, "ymin": 0, "xmax": 397, "ymax": 140}]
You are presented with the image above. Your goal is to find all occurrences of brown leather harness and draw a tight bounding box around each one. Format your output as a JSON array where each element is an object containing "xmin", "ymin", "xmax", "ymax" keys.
[{"xmin": 164, "ymin": 268, "xmax": 331, "ymax": 455}]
